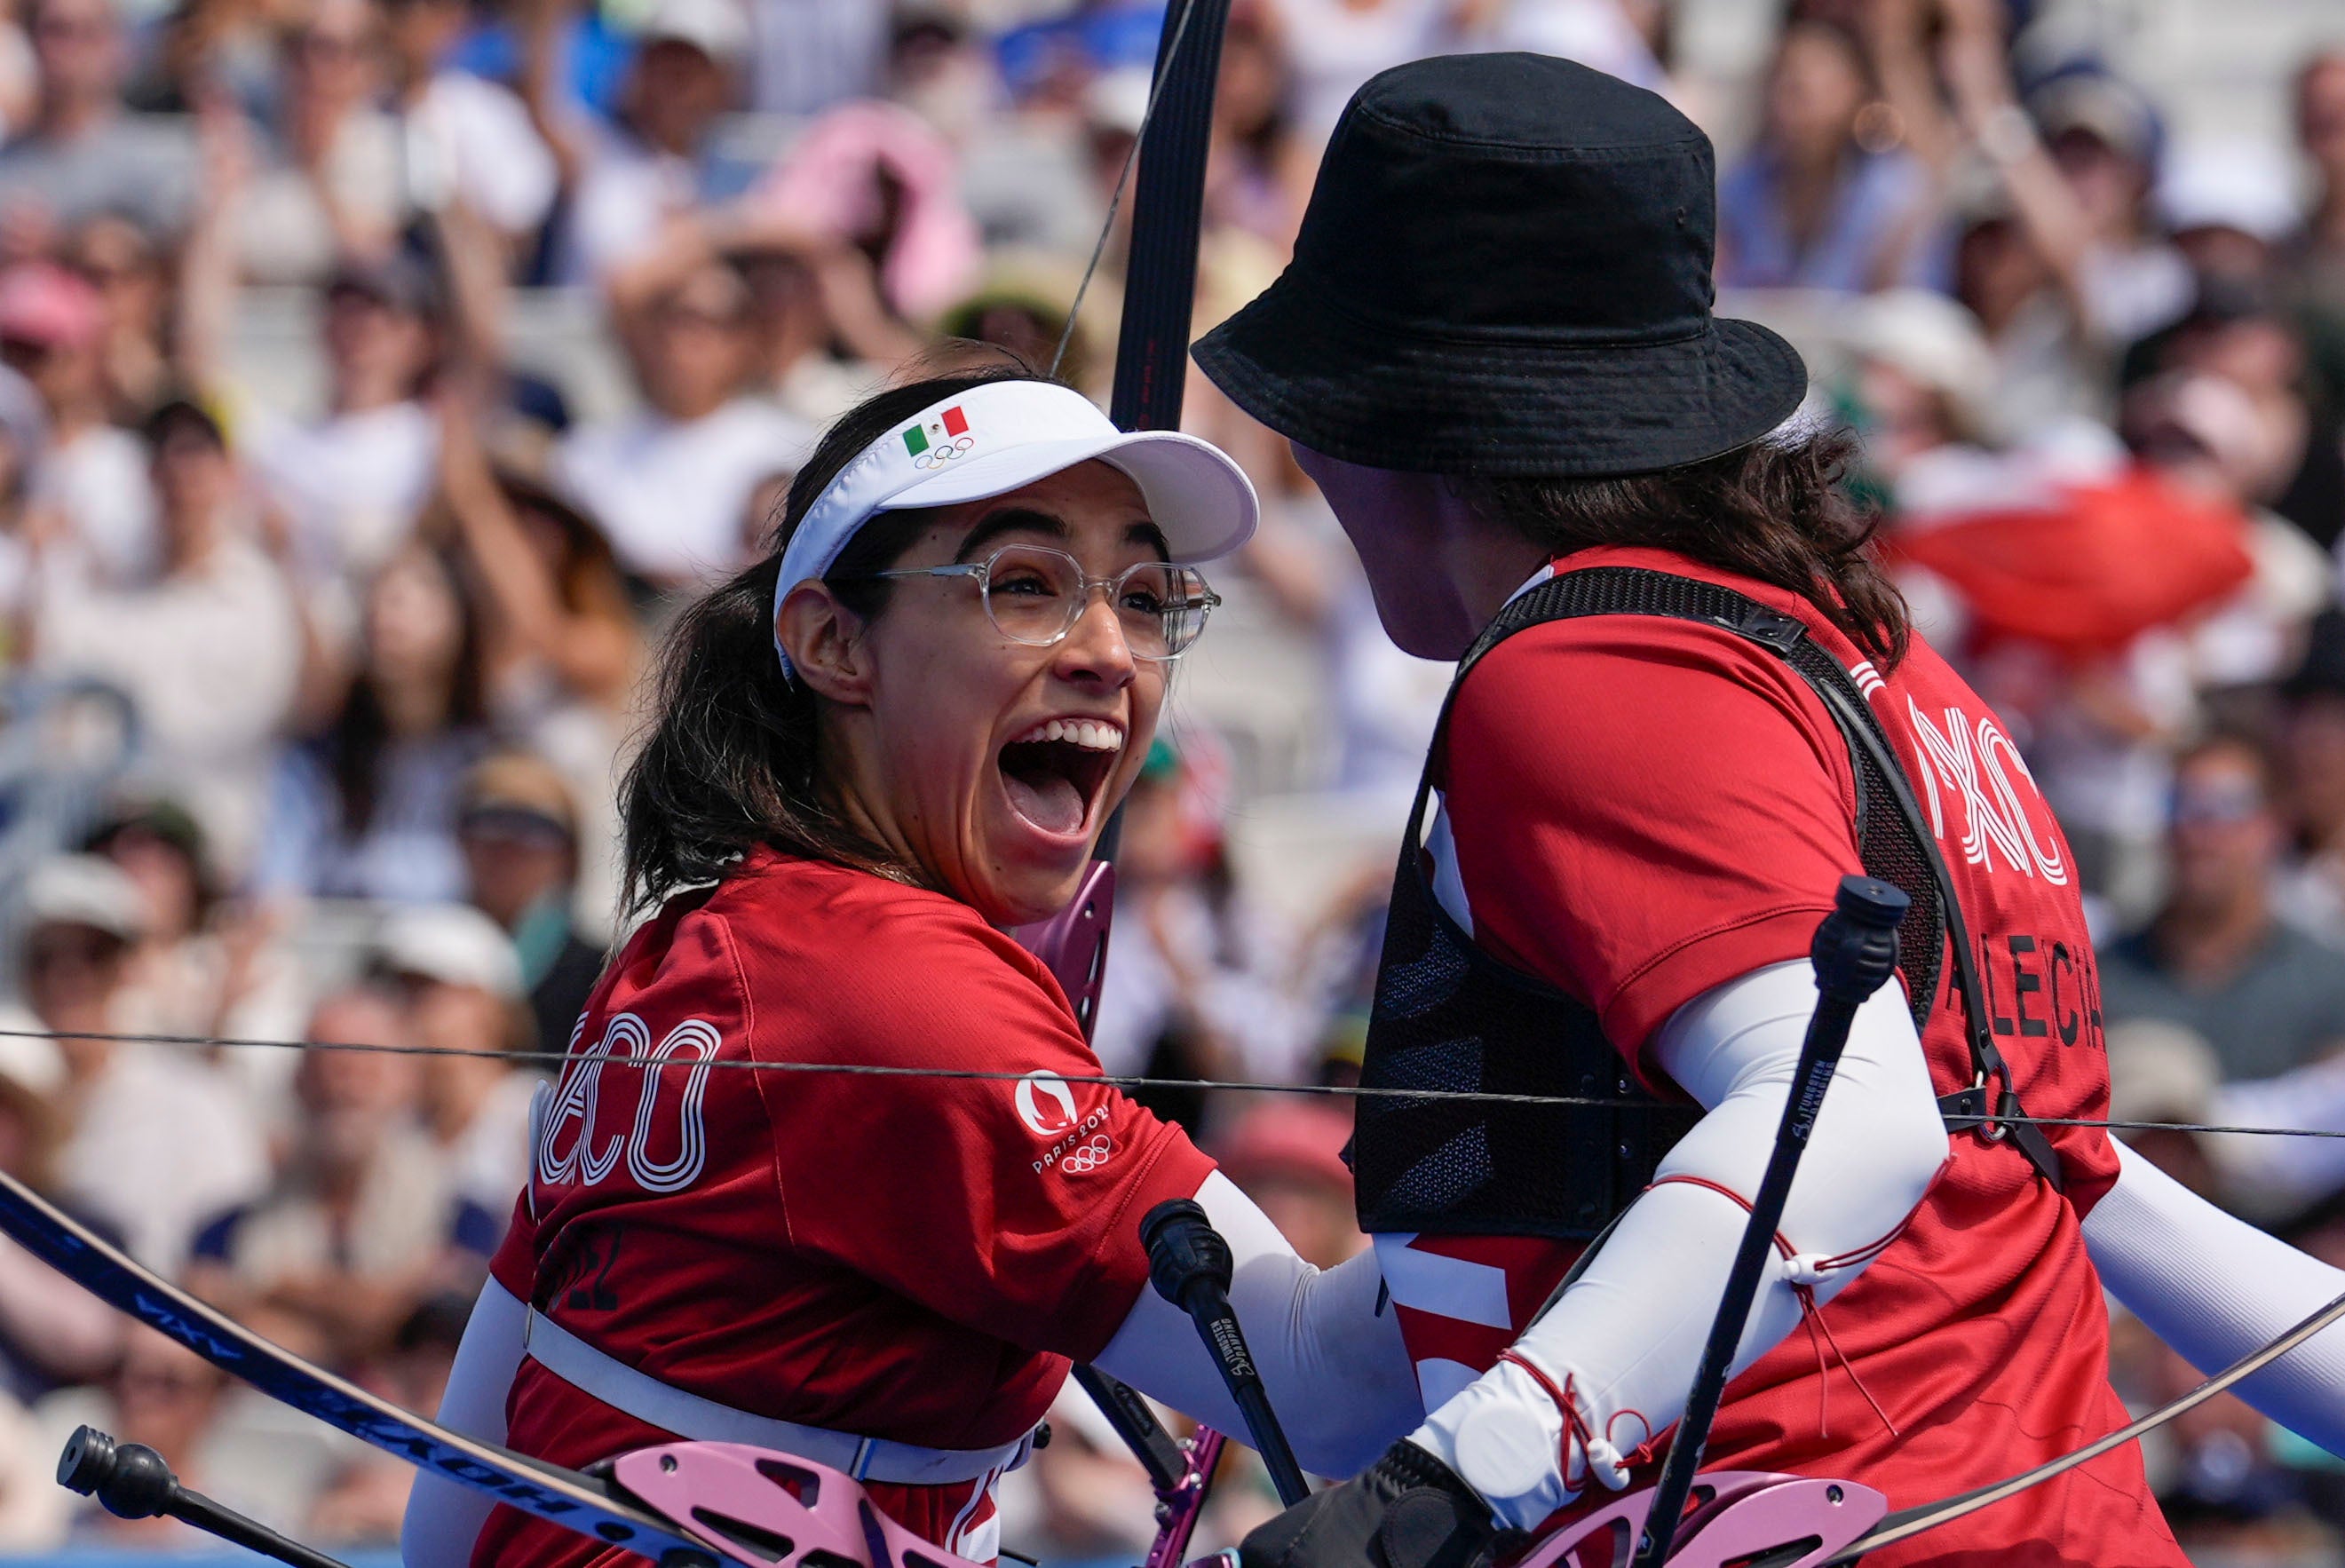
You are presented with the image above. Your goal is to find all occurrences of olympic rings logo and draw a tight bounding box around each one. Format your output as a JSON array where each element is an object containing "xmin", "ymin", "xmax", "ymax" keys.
[
  {"xmin": 912, "ymin": 436, "xmax": 978, "ymax": 471},
  {"xmin": 1059, "ymin": 1135, "xmax": 1114, "ymax": 1175}
]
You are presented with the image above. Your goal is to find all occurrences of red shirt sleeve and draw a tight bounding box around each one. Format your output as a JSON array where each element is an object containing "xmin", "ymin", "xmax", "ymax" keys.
[
  {"xmin": 747, "ymin": 907, "xmax": 1215, "ymax": 1365},
  {"xmin": 1442, "ymin": 614, "xmax": 1868, "ymax": 1080}
]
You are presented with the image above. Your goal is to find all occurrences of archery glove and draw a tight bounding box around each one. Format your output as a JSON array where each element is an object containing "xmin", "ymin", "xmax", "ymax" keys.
[{"xmin": 1238, "ymin": 1440, "xmax": 1510, "ymax": 1568}]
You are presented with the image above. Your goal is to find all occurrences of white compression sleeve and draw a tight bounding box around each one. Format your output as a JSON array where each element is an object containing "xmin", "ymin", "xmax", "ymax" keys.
[
  {"xmin": 2083, "ymin": 1139, "xmax": 2345, "ymax": 1455},
  {"xmin": 1095, "ymin": 1169, "xmax": 1423, "ymax": 1477},
  {"xmin": 401, "ymin": 1276, "xmax": 527, "ymax": 1568},
  {"xmin": 1410, "ymin": 961, "xmax": 1948, "ymax": 1529}
]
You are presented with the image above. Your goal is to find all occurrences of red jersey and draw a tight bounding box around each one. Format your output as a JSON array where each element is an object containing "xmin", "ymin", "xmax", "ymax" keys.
[
  {"xmin": 1384, "ymin": 546, "xmax": 2183, "ymax": 1566},
  {"xmin": 479, "ymin": 851, "xmax": 1215, "ymax": 1568}
]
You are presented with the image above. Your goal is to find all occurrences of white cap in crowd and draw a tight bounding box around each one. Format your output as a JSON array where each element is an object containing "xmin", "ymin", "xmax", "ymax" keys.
[
  {"xmin": 20, "ymin": 855, "xmax": 147, "ymax": 945},
  {"xmin": 2104, "ymin": 1019, "xmax": 2220, "ymax": 1128},
  {"xmin": 1847, "ymin": 289, "xmax": 2000, "ymax": 445},
  {"xmin": 640, "ymin": 0, "xmax": 749, "ymax": 65},
  {"xmin": 2155, "ymin": 138, "xmax": 2303, "ymax": 244},
  {"xmin": 375, "ymin": 904, "xmax": 524, "ymax": 1002}
]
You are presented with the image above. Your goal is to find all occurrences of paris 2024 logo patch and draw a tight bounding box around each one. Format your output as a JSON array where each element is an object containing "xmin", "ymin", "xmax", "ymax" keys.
[{"xmin": 1017, "ymin": 1069, "xmax": 1116, "ymax": 1176}]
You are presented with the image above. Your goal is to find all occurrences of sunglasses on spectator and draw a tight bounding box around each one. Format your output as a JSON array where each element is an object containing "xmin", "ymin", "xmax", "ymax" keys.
[
  {"xmin": 459, "ymin": 806, "xmax": 571, "ymax": 849},
  {"xmin": 2171, "ymin": 781, "xmax": 2266, "ymax": 827}
]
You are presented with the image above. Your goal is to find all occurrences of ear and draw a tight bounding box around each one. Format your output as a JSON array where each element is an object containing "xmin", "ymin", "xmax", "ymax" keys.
[{"xmin": 777, "ymin": 581, "xmax": 875, "ymax": 706}]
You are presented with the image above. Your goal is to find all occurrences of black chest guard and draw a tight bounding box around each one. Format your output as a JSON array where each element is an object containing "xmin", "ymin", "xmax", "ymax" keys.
[{"xmin": 1351, "ymin": 566, "xmax": 2062, "ymax": 1242}]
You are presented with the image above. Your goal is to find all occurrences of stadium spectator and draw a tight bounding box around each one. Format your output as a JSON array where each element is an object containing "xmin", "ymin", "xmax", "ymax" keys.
[
  {"xmin": 230, "ymin": 257, "xmax": 443, "ymax": 595},
  {"xmin": 373, "ymin": 901, "xmax": 535, "ymax": 1230},
  {"xmin": 435, "ymin": 400, "xmax": 638, "ymax": 914},
  {"xmin": 186, "ymin": 985, "xmax": 475, "ymax": 1367},
  {"xmin": 1092, "ymin": 739, "xmax": 1316, "ymax": 1112},
  {"xmin": 231, "ymin": 0, "xmax": 404, "ymax": 287},
  {"xmin": 0, "ymin": 0, "xmax": 193, "ymax": 244},
  {"xmin": 62, "ymin": 213, "xmax": 165, "ymax": 423},
  {"xmin": 0, "ymin": 260, "xmax": 148, "ymax": 585},
  {"xmin": 0, "ymin": 1035, "xmax": 120, "ymax": 1406},
  {"xmin": 53, "ymin": 1330, "xmax": 232, "ymax": 1546},
  {"xmin": 255, "ymin": 542, "xmax": 491, "ymax": 904},
  {"xmin": 22, "ymin": 398, "xmax": 299, "ymax": 870},
  {"xmin": 2132, "ymin": 278, "xmax": 2345, "ymax": 553},
  {"xmin": 454, "ymin": 751, "xmax": 605, "ymax": 1054},
  {"xmin": 17, "ymin": 855, "xmax": 267, "ymax": 1274},
  {"xmin": 305, "ymin": 1292, "xmax": 471, "ymax": 1542},
  {"xmin": 1716, "ymin": 18, "xmax": 1939, "ymax": 293},
  {"xmin": 553, "ymin": 259, "xmax": 813, "ymax": 588},
  {"xmin": 378, "ymin": 0, "xmax": 557, "ymax": 255},
  {"xmin": 2100, "ymin": 735, "xmax": 2345, "ymax": 1081},
  {"xmin": 756, "ymin": 98, "xmax": 983, "ymax": 325},
  {"xmin": 87, "ymin": 796, "xmax": 304, "ymax": 1049},
  {"xmin": 545, "ymin": 0, "xmax": 748, "ymax": 284}
]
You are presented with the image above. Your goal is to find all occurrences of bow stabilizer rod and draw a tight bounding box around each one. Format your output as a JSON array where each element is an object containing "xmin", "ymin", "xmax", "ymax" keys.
[{"xmin": 1631, "ymin": 875, "xmax": 1909, "ymax": 1567}]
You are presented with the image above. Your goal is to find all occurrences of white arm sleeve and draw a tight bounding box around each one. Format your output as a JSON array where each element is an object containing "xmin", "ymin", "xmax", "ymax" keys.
[
  {"xmin": 1410, "ymin": 961, "xmax": 1949, "ymax": 1529},
  {"xmin": 2083, "ymin": 1138, "xmax": 2345, "ymax": 1455},
  {"xmin": 401, "ymin": 1276, "xmax": 527, "ymax": 1568},
  {"xmin": 1095, "ymin": 1169, "xmax": 1423, "ymax": 1478}
]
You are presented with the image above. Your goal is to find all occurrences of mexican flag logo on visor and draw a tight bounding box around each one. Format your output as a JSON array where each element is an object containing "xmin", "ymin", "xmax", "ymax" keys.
[{"xmin": 903, "ymin": 406, "xmax": 971, "ymax": 463}]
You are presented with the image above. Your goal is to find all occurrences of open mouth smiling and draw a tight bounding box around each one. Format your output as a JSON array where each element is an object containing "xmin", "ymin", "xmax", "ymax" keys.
[{"xmin": 998, "ymin": 717, "xmax": 1125, "ymax": 839}]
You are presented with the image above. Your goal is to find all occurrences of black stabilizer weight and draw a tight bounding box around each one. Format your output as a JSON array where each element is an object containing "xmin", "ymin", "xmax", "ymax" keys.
[
  {"xmin": 57, "ymin": 1426, "xmax": 356, "ymax": 1568},
  {"xmin": 1810, "ymin": 875, "xmax": 1910, "ymax": 1005},
  {"xmin": 59, "ymin": 1427, "xmax": 177, "ymax": 1519},
  {"xmin": 1139, "ymin": 1199, "xmax": 1310, "ymax": 1507},
  {"xmin": 1142, "ymin": 1198, "xmax": 1232, "ymax": 1314}
]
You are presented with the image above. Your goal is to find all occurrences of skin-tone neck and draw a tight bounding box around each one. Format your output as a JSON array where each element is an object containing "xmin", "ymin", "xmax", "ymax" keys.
[
  {"xmin": 1288, "ymin": 444, "xmax": 1548, "ymax": 661},
  {"xmin": 161, "ymin": 498, "xmax": 226, "ymax": 576},
  {"xmin": 37, "ymin": 84, "xmax": 111, "ymax": 141},
  {"xmin": 376, "ymin": 674, "xmax": 452, "ymax": 739}
]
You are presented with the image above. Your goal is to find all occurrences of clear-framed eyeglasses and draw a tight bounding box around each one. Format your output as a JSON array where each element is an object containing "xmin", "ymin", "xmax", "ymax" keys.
[{"xmin": 865, "ymin": 543, "xmax": 1222, "ymax": 661}]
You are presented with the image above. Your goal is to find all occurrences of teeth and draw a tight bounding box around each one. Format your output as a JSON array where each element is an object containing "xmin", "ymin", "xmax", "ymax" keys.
[{"xmin": 1015, "ymin": 718, "xmax": 1124, "ymax": 750}]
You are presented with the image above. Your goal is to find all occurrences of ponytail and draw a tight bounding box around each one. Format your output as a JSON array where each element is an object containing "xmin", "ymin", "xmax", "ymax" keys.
[{"xmin": 619, "ymin": 362, "xmax": 1051, "ymax": 913}]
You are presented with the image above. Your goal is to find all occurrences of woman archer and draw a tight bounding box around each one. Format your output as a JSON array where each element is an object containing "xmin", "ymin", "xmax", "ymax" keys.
[
  {"xmin": 1198, "ymin": 52, "xmax": 2345, "ymax": 1568},
  {"xmin": 400, "ymin": 366, "xmax": 1430, "ymax": 1568}
]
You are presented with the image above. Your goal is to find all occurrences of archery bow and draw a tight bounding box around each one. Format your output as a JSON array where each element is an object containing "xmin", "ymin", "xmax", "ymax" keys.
[
  {"xmin": 1820, "ymin": 1284, "xmax": 2345, "ymax": 1561},
  {"xmin": 1012, "ymin": 0, "xmax": 1248, "ymax": 1524},
  {"xmin": 0, "ymin": 1166, "xmax": 718, "ymax": 1564},
  {"xmin": 1013, "ymin": 0, "xmax": 1231, "ymax": 1031}
]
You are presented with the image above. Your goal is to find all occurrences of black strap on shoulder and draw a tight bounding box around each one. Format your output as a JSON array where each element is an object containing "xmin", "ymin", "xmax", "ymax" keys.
[{"xmin": 1450, "ymin": 566, "xmax": 2064, "ymax": 1192}]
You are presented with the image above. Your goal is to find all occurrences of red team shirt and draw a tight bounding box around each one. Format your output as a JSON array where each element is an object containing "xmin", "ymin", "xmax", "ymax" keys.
[
  {"xmin": 1389, "ymin": 546, "xmax": 2185, "ymax": 1567},
  {"xmin": 481, "ymin": 851, "xmax": 1215, "ymax": 1568}
]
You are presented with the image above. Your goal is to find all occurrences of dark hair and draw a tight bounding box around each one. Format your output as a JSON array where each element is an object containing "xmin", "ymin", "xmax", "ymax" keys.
[
  {"xmin": 620, "ymin": 364, "xmax": 1047, "ymax": 912},
  {"xmin": 1452, "ymin": 424, "xmax": 1910, "ymax": 669},
  {"xmin": 327, "ymin": 544, "xmax": 490, "ymax": 837}
]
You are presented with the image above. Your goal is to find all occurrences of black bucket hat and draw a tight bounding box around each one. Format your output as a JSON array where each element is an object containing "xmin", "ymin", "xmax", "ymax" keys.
[{"xmin": 1193, "ymin": 52, "xmax": 1808, "ymax": 478}]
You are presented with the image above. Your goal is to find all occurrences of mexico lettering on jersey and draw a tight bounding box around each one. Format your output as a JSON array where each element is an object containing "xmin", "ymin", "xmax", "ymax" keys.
[
  {"xmin": 1387, "ymin": 546, "xmax": 2178, "ymax": 1568},
  {"xmin": 477, "ymin": 851, "xmax": 1214, "ymax": 1568}
]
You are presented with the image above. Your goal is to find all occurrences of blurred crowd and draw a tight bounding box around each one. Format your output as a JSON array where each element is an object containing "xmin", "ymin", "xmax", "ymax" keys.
[{"xmin": 0, "ymin": 0, "xmax": 2330, "ymax": 1557}]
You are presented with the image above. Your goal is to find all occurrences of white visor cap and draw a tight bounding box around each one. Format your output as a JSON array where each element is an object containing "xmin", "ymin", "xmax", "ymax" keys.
[{"xmin": 773, "ymin": 380, "xmax": 1258, "ymax": 674}]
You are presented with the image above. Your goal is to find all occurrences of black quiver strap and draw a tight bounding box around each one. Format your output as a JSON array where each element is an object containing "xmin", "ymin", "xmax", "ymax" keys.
[
  {"xmin": 1462, "ymin": 567, "xmax": 2065, "ymax": 1193},
  {"xmin": 1348, "ymin": 567, "xmax": 2065, "ymax": 1241}
]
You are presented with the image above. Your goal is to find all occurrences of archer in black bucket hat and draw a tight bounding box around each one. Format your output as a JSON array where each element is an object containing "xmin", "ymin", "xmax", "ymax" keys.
[{"xmin": 1193, "ymin": 52, "xmax": 1806, "ymax": 477}]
